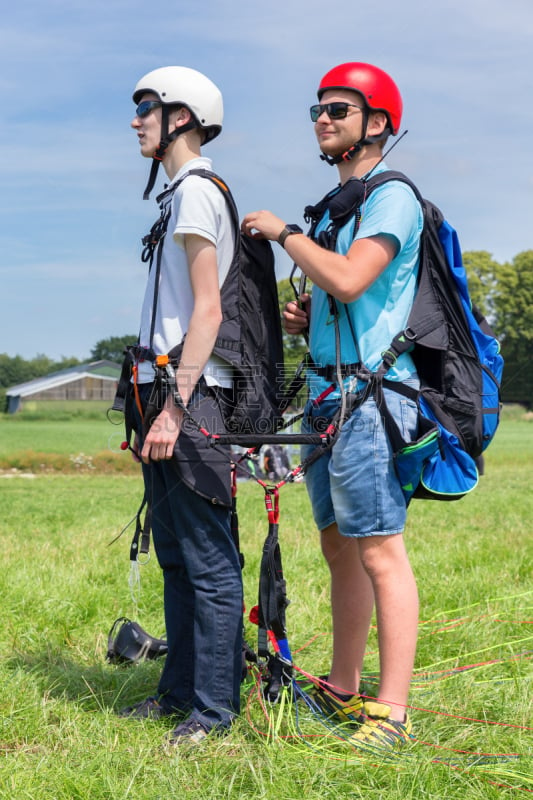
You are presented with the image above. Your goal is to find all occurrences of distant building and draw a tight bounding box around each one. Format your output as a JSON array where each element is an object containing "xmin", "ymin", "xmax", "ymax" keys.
[{"xmin": 5, "ymin": 360, "xmax": 121, "ymax": 414}]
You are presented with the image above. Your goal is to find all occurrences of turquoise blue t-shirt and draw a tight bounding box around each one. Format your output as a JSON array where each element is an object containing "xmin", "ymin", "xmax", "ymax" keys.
[{"xmin": 308, "ymin": 164, "xmax": 423, "ymax": 400}]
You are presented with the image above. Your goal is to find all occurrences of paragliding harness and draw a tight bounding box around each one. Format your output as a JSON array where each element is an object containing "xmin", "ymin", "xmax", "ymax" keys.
[
  {"xmin": 301, "ymin": 169, "xmax": 504, "ymax": 503},
  {"xmin": 111, "ymin": 167, "xmax": 287, "ymax": 448}
]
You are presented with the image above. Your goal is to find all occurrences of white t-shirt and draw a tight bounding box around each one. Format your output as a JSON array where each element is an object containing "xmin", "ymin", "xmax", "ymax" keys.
[{"xmin": 136, "ymin": 156, "xmax": 235, "ymax": 385}]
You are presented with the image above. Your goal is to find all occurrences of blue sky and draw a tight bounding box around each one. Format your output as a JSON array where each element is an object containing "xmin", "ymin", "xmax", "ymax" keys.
[{"xmin": 1, "ymin": 0, "xmax": 531, "ymax": 361}]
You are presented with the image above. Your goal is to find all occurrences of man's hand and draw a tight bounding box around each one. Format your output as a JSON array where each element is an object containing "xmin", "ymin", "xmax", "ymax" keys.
[
  {"xmin": 141, "ymin": 406, "xmax": 183, "ymax": 464},
  {"xmin": 241, "ymin": 210, "xmax": 286, "ymax": 242},
  {"xmin": 283, "ymin": 293, "xmax": 310, "ymax": 335}
]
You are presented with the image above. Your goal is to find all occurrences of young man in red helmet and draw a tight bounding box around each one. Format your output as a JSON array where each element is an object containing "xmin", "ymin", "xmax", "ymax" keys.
[
  {"xmin": 242, "ymin": 62, "xmax": 422, "ymax": 750},
  {"xmin": 117, "ymin": 66, "xmax": 243, "ymax": 746}
]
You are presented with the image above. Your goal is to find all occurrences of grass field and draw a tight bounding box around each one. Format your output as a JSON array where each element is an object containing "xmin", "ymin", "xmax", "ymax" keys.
[
  {"xmin": 0, "ymin": 407, "xmax": 137, "ymax": 474},
  {"xmin": 0, "ymin": 410, "xmax": 531, "ymax": 798}
]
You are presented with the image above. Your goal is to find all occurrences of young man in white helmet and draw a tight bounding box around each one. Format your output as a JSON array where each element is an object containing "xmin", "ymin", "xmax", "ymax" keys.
[
  {"xmin": 242, "ymin": 62, "xmax": 422, "ymax": 750},
  {"xmin": 118, "ymin": 66, "xmax": 242, "ymax": 746}
]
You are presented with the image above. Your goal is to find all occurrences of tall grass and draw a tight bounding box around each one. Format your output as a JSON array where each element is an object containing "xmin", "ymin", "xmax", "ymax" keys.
[{"xmin": 0, "ymin": 416, "xmax": 531, "ymax": 799}]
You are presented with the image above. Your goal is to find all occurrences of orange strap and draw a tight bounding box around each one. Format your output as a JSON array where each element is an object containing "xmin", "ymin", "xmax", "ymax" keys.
[{"xmin": 132, "ymin": 364, "xmax": 143, "ymax": 417}]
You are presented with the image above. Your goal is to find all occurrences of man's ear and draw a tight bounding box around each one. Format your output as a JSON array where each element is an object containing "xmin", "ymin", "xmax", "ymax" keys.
[
  {"xmin": 171, "ymin": 106, "xmax": 193, "ymax": 130},
  {"xmin": 367, "ymin": 110, "xmax": 388, "ymax": 137}
]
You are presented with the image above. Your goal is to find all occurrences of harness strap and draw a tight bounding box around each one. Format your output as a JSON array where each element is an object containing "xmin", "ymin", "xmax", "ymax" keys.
[
  {"xmin": 109, "ymin": 344, "xmax": 158, "ymax": 440},
  {"xmin": 307, "ymin": 360, "xmax": 361, "ymax": 382},
  {"xmin": 129, "ymin": 494, "xmax": 151, "ymax": 564},
  {"xmin": 131, "ymin": 364, "xmax": 143, "ymax": 417},
  {"xmin": 277, "ymin": 356, "xmax": 309, "ymax": 414}
]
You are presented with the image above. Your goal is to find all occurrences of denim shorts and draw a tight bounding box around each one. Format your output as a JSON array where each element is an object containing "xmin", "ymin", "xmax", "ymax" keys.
[{"xmin": 301, "ymin": 384, "xmax": 419, "ymax": 537}]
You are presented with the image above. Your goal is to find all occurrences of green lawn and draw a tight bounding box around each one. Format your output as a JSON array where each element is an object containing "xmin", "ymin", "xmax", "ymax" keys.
[
  {"xmin": 0, "ymin": 408, "xmax": 123, "ymax": 457},
  {"xmin": 0, "ymin": 410, "xmax": 136, "ymax": 473},
  {"xmin": 0, "ymin": 414, "xmax": 531, "ymax": 798}
]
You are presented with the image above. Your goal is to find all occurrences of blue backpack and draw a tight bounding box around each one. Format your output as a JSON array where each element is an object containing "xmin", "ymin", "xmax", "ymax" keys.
[{"xmin": 304, "ymin": 171, "xmax": 504, "ymax": 502}]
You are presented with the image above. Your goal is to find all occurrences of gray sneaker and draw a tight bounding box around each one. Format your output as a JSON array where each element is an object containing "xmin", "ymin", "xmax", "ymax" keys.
[
  {"xmin": 117, "ymin": 696, "xmax": 177, "ymax": 720},
  {"xmin": 167, "ymin": 717, "xmax": 212, "ymax": 746}
]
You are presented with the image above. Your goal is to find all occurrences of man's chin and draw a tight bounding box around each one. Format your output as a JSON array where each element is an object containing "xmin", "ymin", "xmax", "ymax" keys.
[{"xmin": 141, "ymin": 147, "xmax": 157, "ymax": 159}]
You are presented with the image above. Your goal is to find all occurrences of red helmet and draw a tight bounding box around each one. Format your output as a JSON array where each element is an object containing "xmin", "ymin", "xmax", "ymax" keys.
[{"xmin": 317, "ymin": 62, "xmax": 402, "ymax": 135}]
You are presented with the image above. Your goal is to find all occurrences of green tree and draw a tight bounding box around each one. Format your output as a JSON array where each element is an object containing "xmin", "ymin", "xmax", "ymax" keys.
[
  {"xmin": 91, "ymin": 335, "xmax": 138, "ymax": 364},
  {"xmin": 277, "ymin": 278, "xmax": 308, "ymax": 374},
  {"xmin": 493, "ymin": 251, "xmax": 533, "ymax": 405},
  {"xmin": 462, "ymin": 250, "xmax": 501, "ymax": 324},
  {"xmin": 0, "ymin": 354, "xmax": 31, "ymax": 388},
  {"xmin": 493, "ymin": 251, "xmax": 533, "ymax": 345}
]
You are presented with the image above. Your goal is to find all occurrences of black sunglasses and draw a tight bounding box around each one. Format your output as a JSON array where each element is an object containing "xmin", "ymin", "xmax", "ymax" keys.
[
  {"xmin": 135, "ymin": 100, "xmax": 163, "ymax": 118},
  {"xmin": 309, "ymin": 102, "xmax": 364, "ymax": 122}
]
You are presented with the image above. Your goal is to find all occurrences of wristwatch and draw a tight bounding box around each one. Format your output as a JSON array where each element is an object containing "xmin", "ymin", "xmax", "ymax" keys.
[{"xmin": 278, "ymin": 224, "xmax": 303, "ymax": 248}]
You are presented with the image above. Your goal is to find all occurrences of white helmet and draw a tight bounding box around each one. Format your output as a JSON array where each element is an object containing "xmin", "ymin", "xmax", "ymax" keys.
[
  {"xmin": 133, "ymin": 66, "xmax": 223, "ymax": 199},
  {"xmin": 133, "ymin": 66, "xmax": 223, "ymax": 143}
]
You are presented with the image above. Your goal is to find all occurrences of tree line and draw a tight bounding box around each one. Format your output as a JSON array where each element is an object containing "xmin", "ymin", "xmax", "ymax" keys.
[{"xmin": 1, "ymin": 250, "xmax": 531, "ymax": 408}]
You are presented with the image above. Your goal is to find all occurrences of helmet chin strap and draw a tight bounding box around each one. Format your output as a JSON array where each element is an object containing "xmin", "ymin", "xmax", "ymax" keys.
[
  {"xmin": 320, "ymin": 142, "xmax": 362, "ymax": 166},
  {"xmin": 143, "ymin": 105, "xmax": 197, "ymax": 200},
  {"xmin": 319, "ymin": 130, "xmax": 390, "ymax": 167}
]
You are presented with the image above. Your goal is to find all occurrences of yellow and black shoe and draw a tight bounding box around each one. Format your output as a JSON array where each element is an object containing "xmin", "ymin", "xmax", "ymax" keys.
[
  {"xmin": 349, "ymin": 700, "xmax": 413, "ymax": 751},
  {"xmin": 301, "ymin": 676, "xmax": 363, "ymax": 725}
]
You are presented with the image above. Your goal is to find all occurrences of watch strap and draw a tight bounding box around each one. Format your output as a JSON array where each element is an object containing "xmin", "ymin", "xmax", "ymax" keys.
[{"xmin": 278, "ymin": 225, "xmax": 303, "ymax": 248}]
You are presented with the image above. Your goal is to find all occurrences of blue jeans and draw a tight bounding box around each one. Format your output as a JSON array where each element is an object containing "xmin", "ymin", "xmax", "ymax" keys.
[
  {"xmin": 136, "ymin": 384, "xmax": 243, "ymax": 731},
  {"xmin": 302, "ymin": 382, "xmax": 419, "ymax": 536}
]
